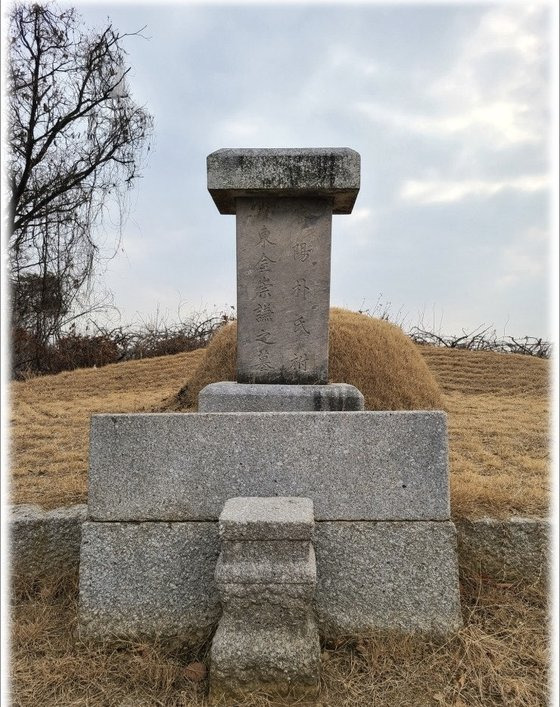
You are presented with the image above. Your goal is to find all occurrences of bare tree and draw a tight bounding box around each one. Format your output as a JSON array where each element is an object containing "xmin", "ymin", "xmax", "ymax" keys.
[{"xmin": 7, "ymin": 2, "xmax": 153, "ymax": 372}]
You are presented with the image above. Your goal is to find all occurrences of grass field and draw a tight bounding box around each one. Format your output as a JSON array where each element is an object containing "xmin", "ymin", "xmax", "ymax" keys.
[
  {"xmin": 11, "ymin": 568, "xmax": 549, "ymax": 706},
  {"xmin": 8, "ymin": 324, "xmax": 552, "ymax": 705},
  {"xmin": 9, "ymin": 335, "xmax": 550, "ymax": 518}
]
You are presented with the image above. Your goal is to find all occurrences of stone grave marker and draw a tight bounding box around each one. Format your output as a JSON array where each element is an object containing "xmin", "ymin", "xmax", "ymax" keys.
[
  {"xmin": 207, "ymin": 148, "xmax": 360, "ymax": 385},
  {"xmin": 78, "ymin": 148, "xmax": 462, "ymax": 702}
]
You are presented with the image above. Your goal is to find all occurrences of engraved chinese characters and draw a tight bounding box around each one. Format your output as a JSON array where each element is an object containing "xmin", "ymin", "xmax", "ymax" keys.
[
  {"xmin": 207, "ymin": 147, "xmax": 361, "ymax": 383},
  {"xmin": 236, "ymin": 198, "xmax": 332, "ymax": 383}
]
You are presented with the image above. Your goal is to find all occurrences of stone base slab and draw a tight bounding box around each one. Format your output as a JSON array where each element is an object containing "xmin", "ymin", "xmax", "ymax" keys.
[
  {"xmin": 456, "ymin": 517, "xmax": 550, "ymax": 584},
  {"xmin": 10, "ymin": 504, "xmax": 87, "ymax": 579},
  {"xmin": 314, "ymin": 521, "xmax": 462, "ymax": 636},
  {"xmin": 209, "ymin": 617, "xmax": 320, "ymax": 703},
  {"xmin": 78, "ymin": 520, "xmax": 461, "ymax": 640},
  {"xmin": 88, "ymin": 411, "xmax": 449, "ymax": 522},
  {"xmin": 198, "ymin": 382, "xmax": 364, "ymax": 412},
  {"xmin": 78, "ymin": 522, "xmax": 220, "ymax": 641},
  {"xmin": 18, "ymin": 506, "xmax": 547, "ymax": 585}
]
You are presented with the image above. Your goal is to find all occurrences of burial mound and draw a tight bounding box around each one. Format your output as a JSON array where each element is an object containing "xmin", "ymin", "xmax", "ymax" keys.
[{"xmin": 162, "ymin": 308, "xmax": 444, "ymax": 411}]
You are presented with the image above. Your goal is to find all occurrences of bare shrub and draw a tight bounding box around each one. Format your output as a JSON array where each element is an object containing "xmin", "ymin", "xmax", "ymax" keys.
[{"xmin": 410, "ymin": 324, "xmax": 552, "ymax": 358}]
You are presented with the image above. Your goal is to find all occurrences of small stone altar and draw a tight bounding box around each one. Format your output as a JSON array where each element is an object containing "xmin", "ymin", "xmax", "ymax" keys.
[{"xmin": 78, "ymin": 147, "xmax": 462, "ymax": 702}]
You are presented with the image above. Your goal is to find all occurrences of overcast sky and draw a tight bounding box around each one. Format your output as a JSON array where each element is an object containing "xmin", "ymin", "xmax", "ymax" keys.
[{"xmin": 67, "ymin": 1, "xmax": 555, "ymax": 339}]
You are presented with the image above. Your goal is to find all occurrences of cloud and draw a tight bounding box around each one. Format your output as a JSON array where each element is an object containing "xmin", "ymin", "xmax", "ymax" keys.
[
  {"xmin": 355, "ymin": 5, "xmax": 549, "ymax": 149},
  {"xmin": 496, "ymin": 227, "xmax": 548, "ymax": 289},
  {"xmin": 348, "ymin": 207, "xmax": 372, "ymax": 223},
  {"xmin": 399, "ymin": 175, "xmax": 548, "ymax": 204},
  {"xmin": 427, "ymin": 5, "xmax": 549, "ymax": 148}
]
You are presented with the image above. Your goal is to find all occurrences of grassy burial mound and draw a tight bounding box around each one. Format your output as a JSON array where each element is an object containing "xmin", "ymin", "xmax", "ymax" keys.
[
  {"xmin": 162, "ymin": 308, "xmax": 444, "ymax": 411},
  {"xmin": 9, "ymin": 309, "xmax": 550, "ymax": 517}
]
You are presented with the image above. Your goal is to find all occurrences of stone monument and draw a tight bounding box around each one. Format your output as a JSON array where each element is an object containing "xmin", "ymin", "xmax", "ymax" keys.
[
  {"xmin": 201, "ymin": 148, "xmax": 364, "ymax": 412},
  {"xmin": 78, "ymin": 147, "xmax": 462, "ymax": 703}
]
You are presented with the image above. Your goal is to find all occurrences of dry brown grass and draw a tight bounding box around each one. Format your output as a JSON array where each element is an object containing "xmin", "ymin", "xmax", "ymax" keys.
[
  {"xmin": 161, "ymin": 309, "xmax": 444, "ymax": 411},
  {"xmin": 419, "ymin": 347, "xmax": 550, "ymax": 519},
  {"xmin": 8, "ymin": 309, "xmax": 551, "ymax": 517},
  {"xmin": 8, "ymin": 349, "xmax": 205, "ymax": 509},
  {"xmin": 10, "ymin": 570, "xmax": 549, "ymax": 706}
]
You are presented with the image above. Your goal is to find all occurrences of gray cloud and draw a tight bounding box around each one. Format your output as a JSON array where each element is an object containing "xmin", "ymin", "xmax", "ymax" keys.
[{"xmin": 72, "ymin": 2, "xmax": 553, "ymax": 339}]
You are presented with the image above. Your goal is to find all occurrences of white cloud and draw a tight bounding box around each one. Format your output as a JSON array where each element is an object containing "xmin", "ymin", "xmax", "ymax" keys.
[
  {"xmin": 348, "ymin": 207, "xmax": 372, "ymax": 223},
  {"xmin": 218, "ymin": 116, "xmax": 264, "ymax": 140},
  {"xmin": 399, "ymin": 175, "xmax": 548, "ymax": 204},
  {"xmin": 428, "ymin": 4, "xmax": 548, "ymax": 148},
  {"xmin": 355, "ymin": 5, "xmax": 549, "ymax": 149},
  {"xmin": 496, "ymin": 227, "xmax": 548, "ymax": 289}
]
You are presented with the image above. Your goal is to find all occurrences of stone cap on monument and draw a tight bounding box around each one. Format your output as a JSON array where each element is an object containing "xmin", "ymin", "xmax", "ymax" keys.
[{"xmin": 207, "ymin": 147, "xmax": 360, "ymax": 215}]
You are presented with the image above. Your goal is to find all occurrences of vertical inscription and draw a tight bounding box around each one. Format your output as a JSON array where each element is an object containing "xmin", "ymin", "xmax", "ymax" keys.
[{"xmin": 236, "ymin": 197, "xmax": 332, "ymax": 383}]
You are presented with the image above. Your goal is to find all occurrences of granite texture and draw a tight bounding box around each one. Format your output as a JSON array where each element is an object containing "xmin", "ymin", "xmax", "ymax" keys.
[
  {"xmin": 219, "ymin": 497, "xmax": 314, "ymax": 541},
  {"xmin": 88, "ymin": 412, "xmax": 450, "ymax": 522},
  {"xmin": 217, "ymin": 583, "xmax": 316, "ymax": 627},
  {"xmin": 211, "ymin": 495, "xmax": 319, "ymax": 702},
  {"xmin": 210, "ymin": 618, "xmax": 321, "ymax": 703},
  {"xmin": 236, "ymin": 197, "xmax": 332, "ymax": 384},
  {"xmin": 456, "ymin": 516, "xmax": 550, "ymax": 583},
  {"xmin": 314, "ymin": 521, "xmax": 462, "ymax": 636},
  {"xmin": 207, "ymin": 147, "xmax": 360, "ymax": 215},
  {"xmin": 10, "ymin": 504, "xmax": 87, "ymax": 578},
  {"xmin": 77, "ymin": 519, "xmax": 462, "ymax": 640},
  {"xmin": 78, "ymin": 521, "xmax": 220, "ymax": 641},
  {"xmin": 216, "ymin": 544, "xmax": 316, "ymax": 585},
  {"xmin": 198, "ymin": 382, "xmax": 364, "ymax": 412}
]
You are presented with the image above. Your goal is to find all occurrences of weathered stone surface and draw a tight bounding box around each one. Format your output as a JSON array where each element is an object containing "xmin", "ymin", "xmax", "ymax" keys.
[
  {"xmin": 211, "ymin": 495, "xmax": 320, "ymax": 702},
  {"xmin": 456, "ymin": 516, "xmax": 550, "ymax": 583},
  {"xmin": 78, "ymin": 519, "xmax": 464, "ymax": 639},
  {"xmin": 219, "ymin": 497, "xmax": 314, "ymax": 541},
  {"xmin": 207, "ymin": 147, "xmax": 360, "ymax": 215},
  {"xmin": 10, "ymin": 503, "xmax": 87, "ymax": 578},
  {"xmin": 78, "ymin": 522, "xmax": 220, "ymax": 640},
  {"xmin": 217, "ymin": 583, "xmax": 315, "ymax": 627},
  {"xmin": 216, "ymin": 544, "xmax": 316, "ymax": 585},
  {"xmin": 210, "ymin": 618, "xmax": 321, "ymax": 703},
  {"xmin": 88, "ymin": 412, "xmax": 450, "ymax": 522},
  {"xmin": 314, "ymin": 521, "xmax": 462, "ymax": 636},
  {"xmin": 236, "ymin": 197, "xmax": 332, "ymax": 384},
  {"xmin": 198, "ymin": 382, "xmax": 364, "ymax": 412},
  {"xmin": 19, "ymin": 508, "xmax": 549, "ymax": 588}
]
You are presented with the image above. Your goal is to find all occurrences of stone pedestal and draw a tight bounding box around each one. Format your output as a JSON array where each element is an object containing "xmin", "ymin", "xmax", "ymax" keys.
[
  {"xmin": 198, "ymin": 382, "xmax": 364, "ymax": 412},
  {"xmin": 210, "ymin": 497, "xmax": 320, "ymax": 702},
  {"xmin": 79, "ymin": 411, "xmax": 462, "ymax": 642}
]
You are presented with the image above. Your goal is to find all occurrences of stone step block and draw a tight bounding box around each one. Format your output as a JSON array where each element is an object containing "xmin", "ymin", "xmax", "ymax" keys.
[
  {"xmin": 88, "ymin": 412, "xmax": 450, "ymax": 522},
  {"xmin": 199, "ymin": 382, "xmax": 364, "ymax": 412},
  {"xmin": 216, "ymin": 544, "xmax": 316, "ymax": 586},
  {"xmin": 217, "ymin": 582, "xmax": 315, "ymax": 628},
  {"xmin": 210, "ymin": 616, "xmax": 321, "ymax": 703},
  {"xmin": 219, "ymin": 497, "xmax": 314, "ymax": 541},
  {"xmin": 219, "ymin": 539, "xmax": 312, "ymax": 566}
]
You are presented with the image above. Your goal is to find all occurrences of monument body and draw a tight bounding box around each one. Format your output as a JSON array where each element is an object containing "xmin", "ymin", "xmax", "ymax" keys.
[
  {"xmin": 207, "ymin": 148, "xmax": 359, "ymax": 385},
  {"xmin": 79, "ymin": 147, "xmax": 462, "ymax": 703}
]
